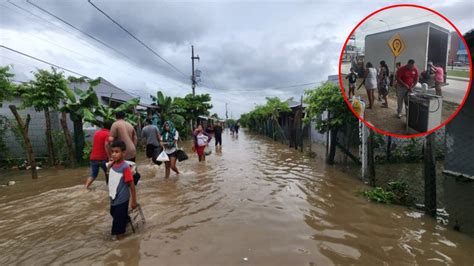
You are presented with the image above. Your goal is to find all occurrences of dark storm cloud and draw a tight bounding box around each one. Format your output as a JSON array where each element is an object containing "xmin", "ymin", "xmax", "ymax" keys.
[{"xmin": 2, "ymin": 0, "xmax": 472, "ymax": 118}]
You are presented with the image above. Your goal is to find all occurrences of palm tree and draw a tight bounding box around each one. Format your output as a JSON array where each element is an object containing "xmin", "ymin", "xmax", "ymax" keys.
[{"xmin": 61, "ymin": 79, "xmax": 100, "ymax": 162}]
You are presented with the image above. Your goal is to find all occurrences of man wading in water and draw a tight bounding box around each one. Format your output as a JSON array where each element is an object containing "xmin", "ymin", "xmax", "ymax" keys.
[
  {"xmin": 160, "ymin": 121, "xmax": 180, "ymax": 178},
  {"xmin": 141, "ymin": 118, "xmax": 161, "ymax": 164},
  {"xmin": 85, "ymin": 121, "xmax": 111, "ymax": 189},
  {"xmin": 109, "ymin": 111, "xmax": 138, "ymax": 162}
]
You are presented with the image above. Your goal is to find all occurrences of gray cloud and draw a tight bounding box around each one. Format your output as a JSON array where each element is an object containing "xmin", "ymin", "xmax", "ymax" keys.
[{"xmin": 1, "ymin": 0, "xmax": 472, "ymax": 118}]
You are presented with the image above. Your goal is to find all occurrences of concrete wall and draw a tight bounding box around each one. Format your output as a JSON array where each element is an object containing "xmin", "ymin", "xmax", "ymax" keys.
[{"xmin": 0, "ymin": 97, "xmax": 74, "ymax": 159}]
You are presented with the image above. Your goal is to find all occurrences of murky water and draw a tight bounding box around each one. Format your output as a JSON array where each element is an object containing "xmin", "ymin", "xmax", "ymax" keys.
[{"xmin": 1, "ymin": 130, "xmax": 473, "ymax": 265}]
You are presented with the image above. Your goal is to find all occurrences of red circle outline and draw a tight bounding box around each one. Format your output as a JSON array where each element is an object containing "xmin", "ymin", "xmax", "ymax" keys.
[{"xmin": 338, "ymin": 4, "xmax": 473, "ymax": 138}]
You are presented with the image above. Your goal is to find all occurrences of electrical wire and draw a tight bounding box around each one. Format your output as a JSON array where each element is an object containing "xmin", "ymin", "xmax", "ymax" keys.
[
  {"xmin": 1, "ymin": 45, "xmax": 87, "ymax": 77},
  {"xmin": 25, "ymin": 0, "xmax": 132, "ymax": 61},
  {"xmin": 6, "ymin": 0, "xmax": 100, "ymax": 52},
  {"xmin": 87, "ymin": 0, "xmax": 188, "ymax": 79}
]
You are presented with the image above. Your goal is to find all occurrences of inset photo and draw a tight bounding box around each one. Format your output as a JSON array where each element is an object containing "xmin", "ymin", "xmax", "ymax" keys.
[{"xmin": 339, "ymin": 4, "xmax": 472, "ymax": 137}]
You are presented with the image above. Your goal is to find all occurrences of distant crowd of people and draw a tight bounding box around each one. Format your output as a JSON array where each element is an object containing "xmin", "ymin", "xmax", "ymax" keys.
[{"xmin": 347, "ymin": 58, "xmax": 444, "ymax": 118}]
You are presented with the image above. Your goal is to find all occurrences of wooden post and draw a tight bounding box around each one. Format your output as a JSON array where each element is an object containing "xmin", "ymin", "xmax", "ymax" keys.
[
  {"xmin": 367, "ymin": 129, "xmax": 376, "ymax": 186},
  {"xmin": 300, "ymin": 95, "xmax": 304, "ymax": 152},
  {"xmin": 424, "ymin": 133, "xmax": 437, "ymax": 217},
  {"xmin": 9, "ymin": 105, "xmax": 38, "ymax": 179},
  {"xmin": 60, "ymin": 112, "xmax": 76, "ymax": 168},
  {"xmin": 44, "ymin": 108, "xmax": 55, "ymax": 166},
  {"xmin": 327, "ymin": 128, "xmax": 337, "ymax": 165},
  {"xmin": 386, "ymin": 136, "xmax": 392, "ymax": 162}
]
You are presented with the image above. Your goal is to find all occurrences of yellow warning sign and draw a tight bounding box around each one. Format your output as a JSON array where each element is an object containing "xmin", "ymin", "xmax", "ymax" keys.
[{"xmin": 388, "ymin": 33, "xmax": 406, "ymax": 57}]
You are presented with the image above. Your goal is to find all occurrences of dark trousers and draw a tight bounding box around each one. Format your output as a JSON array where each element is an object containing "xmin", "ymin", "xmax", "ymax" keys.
[
  {"xmin": 215, "ymin": 134, "xmax": 222, "ymax": 145},
  {"xmin": 110, "ymin": 200, "xmax": 129, "ymax": 235}
]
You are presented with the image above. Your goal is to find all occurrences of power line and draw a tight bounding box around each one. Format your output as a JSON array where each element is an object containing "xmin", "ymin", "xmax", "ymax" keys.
[
  {"xmin": 87, "ymin": 0, "xmax": 188, "ymax": 79},
  {"xmin": 25, "ymin": 0, "xmax": 132, "ymax": 61},
  {"xmin": 202, "ymin": 81, "xmax": 323, "ymax": 93},
  {"xmin": 6, "ymin": 1, "xmax": 179, "ymax": 93},
  {"xmin": 0, "ymin": 45, "xmax": 86, "ymax": 77}
]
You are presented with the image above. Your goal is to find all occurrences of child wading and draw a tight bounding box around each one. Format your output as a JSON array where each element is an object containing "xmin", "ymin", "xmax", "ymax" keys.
[{"xmin": 108, "ymin": 141, "xmax": 137, "ymax": 240}]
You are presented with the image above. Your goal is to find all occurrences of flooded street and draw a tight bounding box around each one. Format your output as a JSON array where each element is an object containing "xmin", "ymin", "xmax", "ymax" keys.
[{"xmin": 1, "ymin": 130, "xmax": 473, "ymax": 265}]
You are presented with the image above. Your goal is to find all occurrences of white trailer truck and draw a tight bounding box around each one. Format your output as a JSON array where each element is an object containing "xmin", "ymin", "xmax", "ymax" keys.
[
  {"xmin": 365, "ymin": 22, "xmax": 451, "ymax": 133},
  {"xmin": 364, "ymin": 22, "xmax": 450, "ymax": 75}
]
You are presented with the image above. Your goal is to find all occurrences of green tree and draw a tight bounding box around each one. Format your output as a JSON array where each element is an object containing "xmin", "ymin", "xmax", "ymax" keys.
[
  {"xmin": 61, "ymin": 79, "xmax": 100, "ymax": 162},
  {"xmin": 150, "ymin": 91, "xmax": 184, "ymax": 122},
  {"xmin": 22, "ymin": 67, "xmax": 68, "ymax": 166},
  {"xmin": 239, "ymin": 97, "xmax": 290, "ymax": 133},
  {"xmin": 304, "ymin": 82, "xmax": 356, "ymax": 164},
  {"xmin": 174, "ymin": 93, "xmax": 213, "ymax": 122},
  {"xmin": 0, "ymin": 66, "xmax": 38, "ymax": 178},
  {"xmin": 93, "ymin": 97, "xmax": 140, "ymax": 126},
  {"xmin": 0, "ymin": 66, "xmax": 15, "ymax": 107}
]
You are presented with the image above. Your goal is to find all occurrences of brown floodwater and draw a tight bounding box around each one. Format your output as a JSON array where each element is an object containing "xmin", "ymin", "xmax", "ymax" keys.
[{"xmin": 0, "ymin": 130, "xmax": 473, "ymax": 265}]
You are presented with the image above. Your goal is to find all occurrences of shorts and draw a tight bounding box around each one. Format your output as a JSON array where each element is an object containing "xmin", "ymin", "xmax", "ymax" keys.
[
  {"xmin": 166, "ymin": 151, "xmax": 177, "ymax": 158},
  {"xmin": 146, "ymin": 144, "xmax": 158, "ymax": 158},
  {"xmin": 110, "ymin": 200, "xmax": 129, "ymax": 235},
  {"xmin": 90, "ymin": 160, "xmax": 107, "ymax": 180},
  {"xmin": 349, "ymin": 83, "xmax": 356, "ymax": 89},
  {"xmin": 196, "ymin": 145, "xmax": 206, "ymax": 156}
]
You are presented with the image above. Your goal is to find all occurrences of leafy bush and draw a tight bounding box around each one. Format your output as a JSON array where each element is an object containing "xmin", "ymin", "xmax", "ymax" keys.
[
  {"xmin": 362, "ymin": 187, "xmax": 395, "ymax": 204},
  {"xmin": 361, "ymin": 181, "xmax": 411, "ymax": 205},
  {"xmin": 50, "ymin": 130, "xmax": 68, "ymax": 165},
  {"xmin": 0, "ymin": 115, "xmax": 10, "ymax": 158},
  {"xmin": 82, "ymin": 141, "xmax": 93, "ymax": 161}
]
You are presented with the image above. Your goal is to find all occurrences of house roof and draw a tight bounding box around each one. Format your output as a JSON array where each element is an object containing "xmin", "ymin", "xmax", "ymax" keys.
[
  {"xmin": 286, "ymin": 99, "xmax": 301, "ymax": 108},
  {"xmin": 68, "ymin": 77, "xmax": 137, "ymax": 104}
]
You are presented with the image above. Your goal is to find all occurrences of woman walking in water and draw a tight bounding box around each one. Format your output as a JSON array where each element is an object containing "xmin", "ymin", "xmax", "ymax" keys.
[
  {"xmin": 160, "ymin": 121, "xmax": 180, "ymax": 178},
  {"xmin": 193, "ymin": 125, "xmax": 211, "ymax": 162},
  {"xmin": 358, "ymin": 62, "xmax": 377, "ymax": 109}
]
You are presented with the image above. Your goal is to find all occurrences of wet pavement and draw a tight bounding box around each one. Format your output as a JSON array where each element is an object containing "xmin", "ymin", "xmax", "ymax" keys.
[{"xmin": 1, "ymin": 130, "xmax": 473, "ymax": 265}]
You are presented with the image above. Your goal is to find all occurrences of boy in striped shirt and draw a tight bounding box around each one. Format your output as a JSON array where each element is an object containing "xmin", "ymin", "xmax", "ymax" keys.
[{"xmin": 108, "ymin": 140, "xmax": 137, "ymax": 239}]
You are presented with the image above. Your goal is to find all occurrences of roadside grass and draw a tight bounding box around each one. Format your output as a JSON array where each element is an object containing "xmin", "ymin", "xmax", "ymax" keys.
[{"xmin": 447, "ymin": 70, "xmax": 470, "ymax": 78}]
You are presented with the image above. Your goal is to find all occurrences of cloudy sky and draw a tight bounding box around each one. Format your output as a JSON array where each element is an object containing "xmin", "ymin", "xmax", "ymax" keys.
[{"xmin": 1, "ymin": 0, "xmax": 473, "ymax": 118}]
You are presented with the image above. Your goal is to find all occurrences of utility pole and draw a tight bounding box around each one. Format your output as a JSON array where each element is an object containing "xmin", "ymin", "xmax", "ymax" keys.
[
  {"xmin": 191, "ymin": 45, "xmax": 200, "ymax": 96},
  {"xmin": 225, "ymin": 103, "xmax": 228, "ymax": 120}
]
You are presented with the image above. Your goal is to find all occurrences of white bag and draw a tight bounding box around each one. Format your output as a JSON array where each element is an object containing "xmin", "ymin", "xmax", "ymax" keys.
[{"xmin": 156, "ymin": 150, "xmax": 170, "ymax": 162}]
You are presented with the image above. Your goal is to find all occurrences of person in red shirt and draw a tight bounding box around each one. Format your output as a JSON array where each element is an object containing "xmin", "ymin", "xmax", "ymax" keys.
[
  {"xmin": 85, "ymin": 122, "xmax": 112, "ymax": 189},
  {"xmin": 396, "ymin": 59, "xmax": 419, "ymax": 118}
]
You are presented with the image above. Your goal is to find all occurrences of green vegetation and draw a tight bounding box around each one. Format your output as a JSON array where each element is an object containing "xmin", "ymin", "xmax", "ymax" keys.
[
  {"xmin": 447, "ymin": 70, "xmax": 470, "ymax": 78},
  {"xmin": 303, "ymin": 82, "xmax": 357, "ymax": 164},
  {"xmin": 82, "ymin": 141, "xmax": 93, "ymax": 161},
  {"xmin": 240, "ymin": 97, "xmax": 290, "ymax": 130},
  {"xmin": 22, "ymin": 68, "xmax": 69, "ymax": 166},
  {"xmin": 0, "ymin": 66, "xmax": 15, "ymax": 107},
  {"xmin": 362, "ymin": 187, "xmax": 395, "ymax": 204},
  {"xmin": 361, "ymin": 181, "xmax": 412, "ymax": 205},
  {"xmin": 150, "ymin": 91, "xmax": 213, "ymax": 137}
]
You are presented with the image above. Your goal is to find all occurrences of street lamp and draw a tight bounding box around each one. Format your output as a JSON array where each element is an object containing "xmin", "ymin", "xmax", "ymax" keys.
[{"xmin": 379, "ymin": 19, "xmax": 390, "ymax": 30}]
